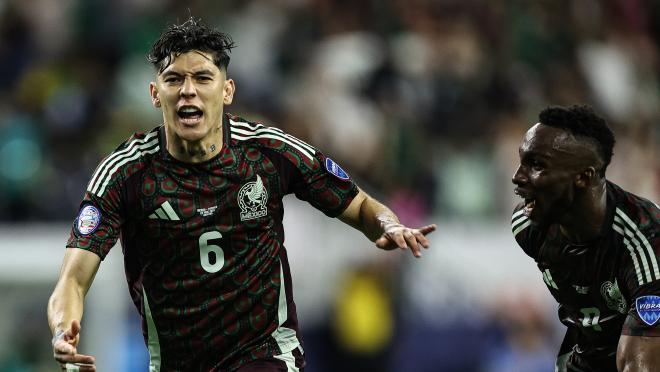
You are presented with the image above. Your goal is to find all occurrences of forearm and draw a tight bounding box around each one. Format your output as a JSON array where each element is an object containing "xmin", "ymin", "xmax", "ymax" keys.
[
  {"xmin": 340, "ymin": 192, "xmax": 400, "ymax": 242},
  {"xmin": 48, "ymin": 278, "xmax": 85, "ymax": 335},
  {"xmin": 617, "ymin": 335, "xmax": 660, "ymax": 372}
]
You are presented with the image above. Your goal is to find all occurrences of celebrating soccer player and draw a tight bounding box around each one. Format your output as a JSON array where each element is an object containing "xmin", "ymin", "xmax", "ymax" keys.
[
  {"xmin": 511, "ymin": 104, "xmax": 660, "ymax": 372},
  {"xmin": 47, "ymin": 17, "xmax": 436, "ymax": 372}
]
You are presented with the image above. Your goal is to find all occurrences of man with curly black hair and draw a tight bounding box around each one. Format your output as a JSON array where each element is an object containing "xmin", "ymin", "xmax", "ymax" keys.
[
  {"xmin": 47, "ymin": 17, "xmax": 436, "ymax": 371},
  {"xmin": 511, "ymin": 104, "xmax": 660, "ymax": 371}
]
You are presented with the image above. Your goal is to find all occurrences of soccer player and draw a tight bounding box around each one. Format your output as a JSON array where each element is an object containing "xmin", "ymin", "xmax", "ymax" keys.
[
  {"xmin": 511, "ymin": 104, "xmax": 660, "ymax": 372},
  {"xmin": 47, "ymin": 17, "xmax": 436, "ymax": 372}
]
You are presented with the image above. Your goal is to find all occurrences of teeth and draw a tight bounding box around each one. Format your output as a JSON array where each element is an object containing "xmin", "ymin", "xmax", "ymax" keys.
[{"xmin": 179, "ymin": 107, "xmax": 200, "ymax": 113}]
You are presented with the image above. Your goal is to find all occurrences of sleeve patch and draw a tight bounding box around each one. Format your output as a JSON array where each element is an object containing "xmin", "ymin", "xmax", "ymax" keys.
[
  {"xmin": 325, "ymin": 158, "xmax": 350, "ymax": 180},
  {"xmin": 636, "ymin": 295, "xmax": 660, "ymax": 326},
  {"xmin": 76, "ymin": 204, "xmax": 102, "ymax": 235}
]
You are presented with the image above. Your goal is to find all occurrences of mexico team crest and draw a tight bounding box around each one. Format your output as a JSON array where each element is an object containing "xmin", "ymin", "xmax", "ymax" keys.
[
  {"xmin": 238, "ymin": 175, "xmax": 268, "ymax": 221},
  {"xmin": 600, "ymin": 280, "xmax": 627, "ymax": 314},
  {"xmin": 636, "ymin": 296, "xmax": 660, "ymax": 326},
  {"xmin": 76, "ymin": 205, "xmax": 101, "ymax": 235}
]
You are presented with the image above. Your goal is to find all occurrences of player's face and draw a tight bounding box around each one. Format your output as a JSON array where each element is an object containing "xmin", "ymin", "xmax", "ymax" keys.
[
  {"xmin": 512, "ymin": 124, "xmax": 581, "ymax": 225},
  {"xmin": 149, "ymin": 50, "xmax": 235, "ymax": 143}
]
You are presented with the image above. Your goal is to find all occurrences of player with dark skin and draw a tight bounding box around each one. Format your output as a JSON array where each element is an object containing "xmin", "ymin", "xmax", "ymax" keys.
[
  {"xmin": 47, "ymin": 18, "xmax": 436, "ymax": 371},
  {"xmin": 511, "ymin": 105, "xmax": 660, "ymax": 372}
]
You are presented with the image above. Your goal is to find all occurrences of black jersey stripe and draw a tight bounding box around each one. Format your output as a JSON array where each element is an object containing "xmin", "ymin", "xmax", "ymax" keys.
[
  {"xmin": 229, "ymin": 119, "xmax": 316, "ymax": 154},
  {"xmin": 91, "ymin": 141, "xmax": 160, "ymax": 197},
  {"xmin": 87, "ymin": 131, "xmax": 159, "ymax": 193}
]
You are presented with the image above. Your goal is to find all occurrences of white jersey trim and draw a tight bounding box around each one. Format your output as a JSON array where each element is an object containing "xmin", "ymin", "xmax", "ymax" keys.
[
  {"xmin": 143, "ymin": 287, "xmax": 161, "ymax": 372},
  {"xmin": 613, "ymin": 208, "xmax": 659, "ymax": 285},
  {"xmin": 229, "ymin": 119, "xmax": 315, "ymax": 160}
]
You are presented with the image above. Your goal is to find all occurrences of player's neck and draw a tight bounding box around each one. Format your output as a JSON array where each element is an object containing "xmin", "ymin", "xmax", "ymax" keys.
[
  {"xmin": 560, "ymin": 182, "xmax": 608, "ymax": 244},
  {"xmin": 165, "ymin": 126, "xmax": 224, "ymax": 164}
]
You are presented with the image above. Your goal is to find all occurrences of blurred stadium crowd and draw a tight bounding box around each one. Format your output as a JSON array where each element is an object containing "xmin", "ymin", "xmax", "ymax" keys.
[
  {"xmin": 0, "ymin": 0, "xmax": 657, "ymax": 223},
  {"xmin": 0, "ymin": 0, "xmax": 658, "ymax": 371}
]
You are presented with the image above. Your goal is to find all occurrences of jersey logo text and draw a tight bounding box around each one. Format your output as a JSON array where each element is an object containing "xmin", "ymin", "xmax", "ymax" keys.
[
  {"xmin": 238, "ymin": 175, "xmax": 268, "ymax": 221},
  {"xmin": 325, "ymin": 158, "xmax": 350, "ymax": 180},
  {"xmin": 76, "ymin": 205, "xmax": 101, "ymax": 235},
  {"xmin": 636, "ymin": 296, "xmax": 660, "ymax": 326},
  {"xmin": 148, "ymin": 201, "xmax": 181, "ymax": 221},
  {"xmin": 197, "ymin": 206, "xmax": 218, "ymax": 217}
]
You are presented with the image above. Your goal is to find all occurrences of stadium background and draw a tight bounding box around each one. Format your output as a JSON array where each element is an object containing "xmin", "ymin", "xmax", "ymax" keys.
[{"xmin": 0, "ymin": 0, "xmax": 658, "ymax": 371}]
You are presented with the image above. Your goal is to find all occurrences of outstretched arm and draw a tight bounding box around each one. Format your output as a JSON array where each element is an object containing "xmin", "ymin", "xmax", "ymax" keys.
[
  {"xmin": 617, "ymin": 333, "xmax": 660, "ymax": 371},
  {"xmin": 338, "ymin": 188, "xmax": 436, "ymax": 257},
  {"xmin": 48, "ymin": 248, "xmax": 101, "ymax": 371}
]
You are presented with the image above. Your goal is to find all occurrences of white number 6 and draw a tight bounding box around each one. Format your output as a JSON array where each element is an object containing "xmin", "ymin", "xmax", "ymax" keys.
[{"xmin": 199, "ymin": 231, "xmax": 224, "ymax": 273}]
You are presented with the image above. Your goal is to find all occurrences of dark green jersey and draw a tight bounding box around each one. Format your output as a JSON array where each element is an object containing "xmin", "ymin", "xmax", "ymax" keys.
[
  {"xmin": 512, "ymin": 181, "xmax": 660, "ymax": 372},
  {"xmin": 67, "ymin": 114, "xmax": 359, "ymax": 371}
]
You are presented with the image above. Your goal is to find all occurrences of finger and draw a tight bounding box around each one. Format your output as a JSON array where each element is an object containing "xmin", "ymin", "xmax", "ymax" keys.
[
  {"xmin": 69, "ymin": 320, "xmax": 81, "ymax": 338},
  {"xmin": 418, "ymin": 224, "xmax": 437, "ymax": 235},
  {"xmin": 403, "ymin": 231, "xmax": 422, "ymax": 257},
  {"xmin": 414, "ymin": 230, "xmax": 431, "ymax": 249},
  {"xmin": 54, "ymin": 340, "xmax": 76, "ymax": 355},
  {"xmin": 55, "ymin": 352, "xmax": 95, "ymax": 366}
]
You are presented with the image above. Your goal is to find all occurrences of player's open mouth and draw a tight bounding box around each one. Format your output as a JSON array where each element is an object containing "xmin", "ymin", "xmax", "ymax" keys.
[
  {"xmin": 178, "ymin": 106, "xmax": 203, "ymax": 125},
  {"xmin": 515, "ymin": 188, "xmax": 536, "ymax": 217},
  {"xmin": 523, "ymin": 198, "xmax": 536, "ymax": 216}
]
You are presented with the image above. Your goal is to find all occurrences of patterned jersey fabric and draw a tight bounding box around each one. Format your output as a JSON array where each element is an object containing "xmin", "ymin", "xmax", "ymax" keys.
[
  {"xmin": 67, "ymin": 114, "xmax": 359, "ymax": 371},
  {"xmin": 512, "ymin": 181, "xmax": 660, "ymax": 372}
]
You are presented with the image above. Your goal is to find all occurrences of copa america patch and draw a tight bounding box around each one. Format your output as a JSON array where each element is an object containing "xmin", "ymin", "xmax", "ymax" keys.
[
  {"xmin": 325, "ymin": 158, "xmax": 350, "ymax": 180},
  {"xmin": 76, "ymin": 205, "xmax": 101, "ymax": 235},
  {"xmin": 636, "ymin": 295, "xmax": 660, "ymax": 326}
]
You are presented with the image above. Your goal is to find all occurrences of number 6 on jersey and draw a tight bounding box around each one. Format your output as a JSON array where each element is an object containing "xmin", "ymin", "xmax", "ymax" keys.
[{"xmin": 199, "ymin": 231, "xmax": 225, "ymax": 273}]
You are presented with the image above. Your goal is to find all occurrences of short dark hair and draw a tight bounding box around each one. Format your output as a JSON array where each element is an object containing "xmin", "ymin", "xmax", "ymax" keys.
[
  {"xmin": 147, "ymin": 17, "xmax": 235, "ymax": 73},
  {"xmin": 539, "ymin": 104, "xmax": 615, "ymax": 177}
]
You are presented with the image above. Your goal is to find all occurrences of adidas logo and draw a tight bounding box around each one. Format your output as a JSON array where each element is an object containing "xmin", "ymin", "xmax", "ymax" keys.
[{"xmin": 148, "ymin": 201, "xmax": 180, "ymax": 221}]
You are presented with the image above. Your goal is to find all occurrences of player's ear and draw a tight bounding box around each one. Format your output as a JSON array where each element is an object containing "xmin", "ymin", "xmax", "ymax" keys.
[
  {"xmin": 223, "ymin": 78, "xmax": 235, "ymax": 105},
  {"xmin": 575, "ymin": 167, "xmax": 596, "ymax": 188},
  {"xmin": 149, "ymin": 82, "xmax": 161, "ymax": 108}
]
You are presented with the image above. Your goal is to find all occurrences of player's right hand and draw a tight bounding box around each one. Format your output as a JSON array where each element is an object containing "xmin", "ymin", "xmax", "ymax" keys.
[{"xmin": 52, "ymin": 320, "xmax": 96, "ymax": 371}]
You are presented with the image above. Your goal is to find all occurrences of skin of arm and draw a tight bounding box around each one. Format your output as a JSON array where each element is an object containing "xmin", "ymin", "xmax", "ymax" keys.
[
  {"xmin": 617, "ymin": 334, "xmax": 660, "ymax": 371},
  {"xmin": 338, "ymin": 188, "xmax": 436, "ymax": 257},
  {"xmin": 48, "ymin": 248, "xmax": 101, "ymax": 371}
]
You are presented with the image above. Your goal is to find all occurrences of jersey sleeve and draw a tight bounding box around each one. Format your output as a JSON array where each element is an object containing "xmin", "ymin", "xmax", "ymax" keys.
[
  {"xmin": 619, "ymin": 204, "xmax": 660, "ymax": 336},
  {"xmin": 286, "ymin": 148, "xmax": 358, "ymax": 218},
  {"xmin": 511, "ymin": 203, "xmax": 536, "ymax": 258}
]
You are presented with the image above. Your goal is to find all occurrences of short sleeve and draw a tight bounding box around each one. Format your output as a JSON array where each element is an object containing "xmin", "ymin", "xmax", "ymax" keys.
[{"xmin": 618, "ymin": 206, "xmax": 660, "ymax": 336}]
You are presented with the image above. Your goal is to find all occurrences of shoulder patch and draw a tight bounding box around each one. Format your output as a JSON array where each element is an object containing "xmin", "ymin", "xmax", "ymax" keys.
[
  {"xmin": 636, "ymin": 295, "xmax": 660, "ymax": 326},
  {"xmin": 76, "ymin": 205, "xmax": 101, "ymax": 235},
  {"xmin": 325, "ymin": 158, "xmax": 350, "ymax": 180}
]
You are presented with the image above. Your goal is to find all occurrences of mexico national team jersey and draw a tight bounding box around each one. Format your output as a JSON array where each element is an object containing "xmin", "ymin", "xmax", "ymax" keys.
[
  {"xmin": 511, "ymin": 181, "xmax": 660, "ymax": 372},
  {"xmin": 67, "ymin": 114, "xmax": 359, "ymax": 371}
]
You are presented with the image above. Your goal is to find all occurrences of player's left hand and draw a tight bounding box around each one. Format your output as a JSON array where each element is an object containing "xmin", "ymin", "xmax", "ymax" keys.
[{"xmin": 376, "ymin": 223, "xmax": 436, "ymax": 258}]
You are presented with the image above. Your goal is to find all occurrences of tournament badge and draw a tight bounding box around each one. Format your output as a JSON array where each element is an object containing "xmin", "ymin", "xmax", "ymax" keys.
[
  {"xmin": 76, "ymin": 204, "xmax": 101, "ymax": 235},
  {"xmin": 635, "ymin": 295, "xmax": 660, "ymax": 326},
  {"xmin": 325, "ymin": 158, "xmax": 350, "ymax": 180}
]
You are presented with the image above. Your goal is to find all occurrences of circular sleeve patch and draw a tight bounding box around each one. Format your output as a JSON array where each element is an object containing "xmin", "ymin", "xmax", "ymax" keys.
[{"xmin": 76, "ymin": 205, "xmax": 102, "ymax": 235}]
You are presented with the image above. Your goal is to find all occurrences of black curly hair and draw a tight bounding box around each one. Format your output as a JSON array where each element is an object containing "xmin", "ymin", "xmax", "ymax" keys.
[
  {"xmin": 147, "ymin": 17, "xmax": 236, "ymax": 73},
  {"xmin": 539, "ymin": 104, "xmax": 616, "ymax": 177}
]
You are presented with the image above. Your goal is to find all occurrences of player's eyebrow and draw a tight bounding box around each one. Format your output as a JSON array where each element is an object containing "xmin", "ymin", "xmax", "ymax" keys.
[{"xmin": 160, "ymin": 69, "xmax": 216, "ymax": 78}]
